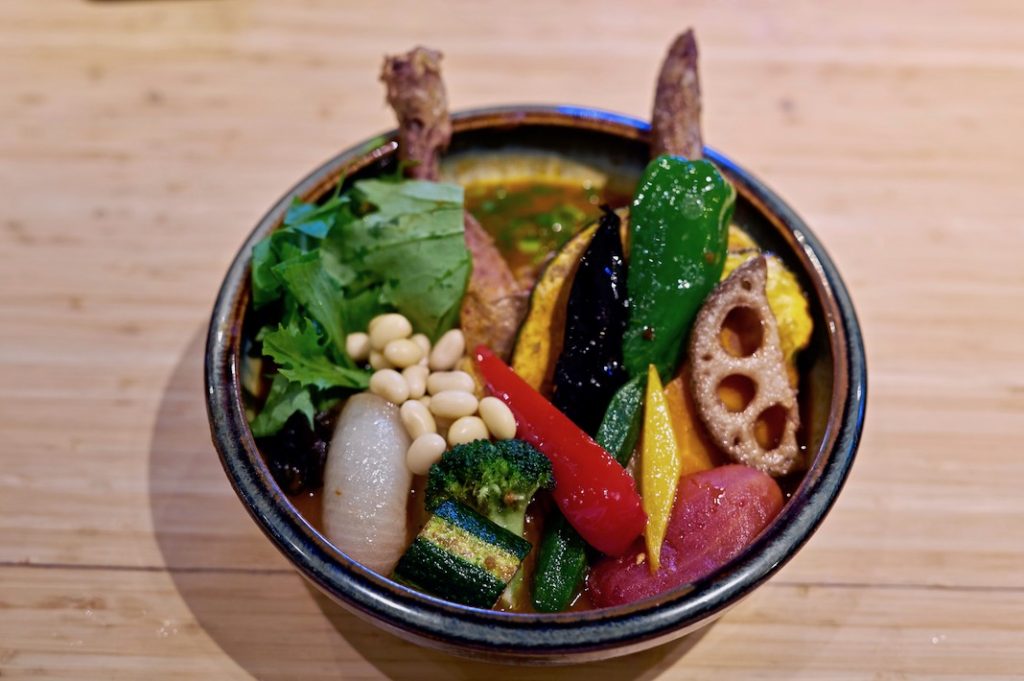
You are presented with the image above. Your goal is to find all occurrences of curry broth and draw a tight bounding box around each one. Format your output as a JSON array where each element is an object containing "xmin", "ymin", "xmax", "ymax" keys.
[{"xmin": 464, "ymin": 179, "xmax": 632, "ymax": 282}]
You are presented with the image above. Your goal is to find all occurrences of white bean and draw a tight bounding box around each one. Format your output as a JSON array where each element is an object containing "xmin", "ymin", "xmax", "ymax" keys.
[
  {"xmin": 368, "ymin": 312, "xmax": 403, "ymax": 333},
  {"xmin": 434, "ymin": 415, "xmax": 452, "ymax": 440},
  {"xmin": 345, "ymin": 332, "xmax": 371, "ymax": 362},
  {"xmin": 402, "ymin": 365, "xmax": 428, "ymax": 400},
  {"xmin": 369, "ymin": 313, "xmax": 413, "ymax": 350},
  {"xmin": 458, "ymin": 360, "xmax": 484, "ymax": 397},
  {"xmin": 383, "ymin": 338, "xmax": 423, "ymax": 369},
  {"xmin": 447, "ymin": 416, "xmax": 490, "ymax": 447},
  {"xmin": 429, "ymin": 390, "xmax": 478, "ymax": 419},
  {"xmin": 369, "ymin": 369, "xmax": 409, "ymax": 405},
  {"xmin": 417, "ymin": 395, "xmax": 432, "ymax": 409},
  {"xmin": 400, "ymin": 400, "xmax": 436, "ymax": 439},
  {"xmin": 479, "ymin": 396, "xmax": 517, "ymax": 440},
  {"xmin": 411, "ymin": 333, "xmax": 431, "ymax": 357},
  {"xmin": 426, "ymin": 370, "xmax": 476, "ymax": 395},
  {"xmin": 369, "ymin": 350, "xmax": 391, "ymax": 370},
  {"xmin": 406, "ymin": 433, "xmax": 447, "ymax": 476},
  {"xmin": 428, "ymin": 329, "xmax": 465, "ymax": 371}
]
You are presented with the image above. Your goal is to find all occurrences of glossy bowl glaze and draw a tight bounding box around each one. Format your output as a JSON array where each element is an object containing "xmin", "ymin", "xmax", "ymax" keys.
[{"xmin": 205, "ymin": 105, "xmax": 866, "ymax": 664}]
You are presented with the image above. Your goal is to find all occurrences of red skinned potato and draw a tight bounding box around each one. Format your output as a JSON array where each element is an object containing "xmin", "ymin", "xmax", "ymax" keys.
[{"xmin": 589, "ymin": 464, "xmax": 783, "ymax": 607}]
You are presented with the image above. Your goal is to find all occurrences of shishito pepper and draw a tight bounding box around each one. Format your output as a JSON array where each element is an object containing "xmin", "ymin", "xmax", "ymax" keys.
[
  {"xmin": 596, "ymin": 374, "xmax": 645, "ymax": 467},
  {"xmin": 640, "ymin": 364, "xmax": 683, "ymax": 573},
  {"xmin": 622, "ymin": 155, "xmax": 735, "ymax": 380},
  {"xmin": 551, "ymin": 206, "xmax": 630, "ymax": 436},
  {"xmin": 475, "ymin": 345, "xmax": 646, "ymax": 557},
  {"xmin": 531, "ymin": 513, "xmax": 588, "ymax": 612}
]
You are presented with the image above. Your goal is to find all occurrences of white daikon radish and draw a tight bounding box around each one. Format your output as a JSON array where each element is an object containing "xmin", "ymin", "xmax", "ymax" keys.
[{"xmin": 322, "ymin": 393, "xmax": 412, "ymax": 574}]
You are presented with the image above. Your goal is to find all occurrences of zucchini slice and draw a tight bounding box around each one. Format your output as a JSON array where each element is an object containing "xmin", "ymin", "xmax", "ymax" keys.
[{"xmin": 392, "ymin": 500, "xmax": 531, "ymax": 609}]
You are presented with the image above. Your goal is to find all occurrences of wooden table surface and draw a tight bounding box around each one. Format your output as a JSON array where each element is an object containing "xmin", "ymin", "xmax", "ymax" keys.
[{"xmin": 2, "ymin": 0, "xmax": 1022, "ymax": 678}]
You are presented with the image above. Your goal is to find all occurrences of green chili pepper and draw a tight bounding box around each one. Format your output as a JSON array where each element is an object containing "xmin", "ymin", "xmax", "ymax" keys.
[
  {"xmin": 622, "ymin": 155, "xmax": 735, "ymax": 380},
  {"xmin": 532, "ymin": 514, "xmax": 589, "ymax": 612},
  {"xmin": 596, "ymin": 375, "xmax": 645, "ymax": 468}
]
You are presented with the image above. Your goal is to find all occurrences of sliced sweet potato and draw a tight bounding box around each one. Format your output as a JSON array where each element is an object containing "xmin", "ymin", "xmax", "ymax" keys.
[{"xmin": 588, "ymin": 464, "xmax": 783, "ymax": 607}]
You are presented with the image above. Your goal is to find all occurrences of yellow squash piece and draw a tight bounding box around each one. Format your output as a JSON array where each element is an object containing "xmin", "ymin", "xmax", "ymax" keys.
[
  {"xmin": 641, "ymin": 364, "xmax": 683, "ymax": 574},
  {"xmin": 663, "ymin": 370, "xmax": 717, "ymax": 477},
  {"xmin": 510, "ymin": 224, "xmax": 597, "ymax": 392},
  {"xmin": 727, "ymin": 224, "xmax": 759, "ymax": 252},
  {"xmin": 722, "ymin": 247, "xmax": 813, "ymax": 387}
]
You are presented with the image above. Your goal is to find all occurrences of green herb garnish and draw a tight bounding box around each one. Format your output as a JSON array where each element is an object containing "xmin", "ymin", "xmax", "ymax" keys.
[{"xmin": 247, "ymin": 178, "xmax": 469, "ymax": 437}]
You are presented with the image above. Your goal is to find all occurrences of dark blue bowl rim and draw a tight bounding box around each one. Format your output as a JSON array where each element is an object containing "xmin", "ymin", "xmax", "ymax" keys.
[{"xmin": 205, "ymin": 104, "xmax": 867, "ymax": 657}]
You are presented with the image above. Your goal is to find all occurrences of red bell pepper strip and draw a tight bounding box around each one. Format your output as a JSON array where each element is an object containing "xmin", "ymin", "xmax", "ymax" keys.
[{"xmin": 474, "ymin": 345, "xmax": 646, "ymax": 556}]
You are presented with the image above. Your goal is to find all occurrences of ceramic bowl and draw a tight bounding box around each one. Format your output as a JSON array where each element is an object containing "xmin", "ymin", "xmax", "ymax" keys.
[{"xmin": 205, "ymin": 105, "xmax": 866, "ymax": 664}]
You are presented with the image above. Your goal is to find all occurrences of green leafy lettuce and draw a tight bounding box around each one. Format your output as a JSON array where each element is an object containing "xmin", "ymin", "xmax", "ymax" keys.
[
  {"xmin": 249, "ymin": 374, "xmax": 315, "ymax": 438},
  {"xmin": 247, "ymin": 178, "xmax": 469, "ymax": 437}
]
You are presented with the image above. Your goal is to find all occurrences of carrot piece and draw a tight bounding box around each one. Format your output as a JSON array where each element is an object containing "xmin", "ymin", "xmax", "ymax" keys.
[{"xmin": 663, "ymin": 368, "xmax": 717, "ymax": 477}]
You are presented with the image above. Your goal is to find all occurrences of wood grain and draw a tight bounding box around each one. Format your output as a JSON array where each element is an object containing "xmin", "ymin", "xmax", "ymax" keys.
[{"xmin": 1, "ymin": 0, "xmax": 1022, "ymax": 677}]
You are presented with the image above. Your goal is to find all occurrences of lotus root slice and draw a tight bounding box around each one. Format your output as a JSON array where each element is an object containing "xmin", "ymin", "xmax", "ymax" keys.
[{"xmin": 689, "ymin": 256, "xmax": 802, "ymax": 476}]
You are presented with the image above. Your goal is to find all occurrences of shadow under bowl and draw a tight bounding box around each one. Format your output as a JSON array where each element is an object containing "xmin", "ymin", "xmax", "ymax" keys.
[{"xmin": 205, "ymin": 105, "xmax": 867, "ymax": 665}]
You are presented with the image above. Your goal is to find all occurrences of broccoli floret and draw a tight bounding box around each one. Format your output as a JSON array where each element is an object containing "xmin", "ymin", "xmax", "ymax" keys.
[{"xmin": 425, "ymin": 438, "xmax": 554, "ymax": 539}]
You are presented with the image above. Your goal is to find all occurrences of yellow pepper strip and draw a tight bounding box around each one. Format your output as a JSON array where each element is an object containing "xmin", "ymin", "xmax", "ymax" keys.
[
  {"xmin": 663, "ymin": 369, "xmax": 717, "ymax": 477},
  {"xmin": 641, "ymin": 364, "xmax": 683, "ymax": 574}
]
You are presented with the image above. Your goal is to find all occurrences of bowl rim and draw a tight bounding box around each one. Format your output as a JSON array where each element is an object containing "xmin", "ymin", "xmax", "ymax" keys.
[{"xmin": 205, "ymin": 104, "xmax": 867, "ymax": 657}]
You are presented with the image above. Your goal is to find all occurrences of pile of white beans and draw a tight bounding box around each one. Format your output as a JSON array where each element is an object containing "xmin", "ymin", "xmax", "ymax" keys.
[{"xmin": 345, "ymin": 313, "xmax": 517, "ymax": 476}]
